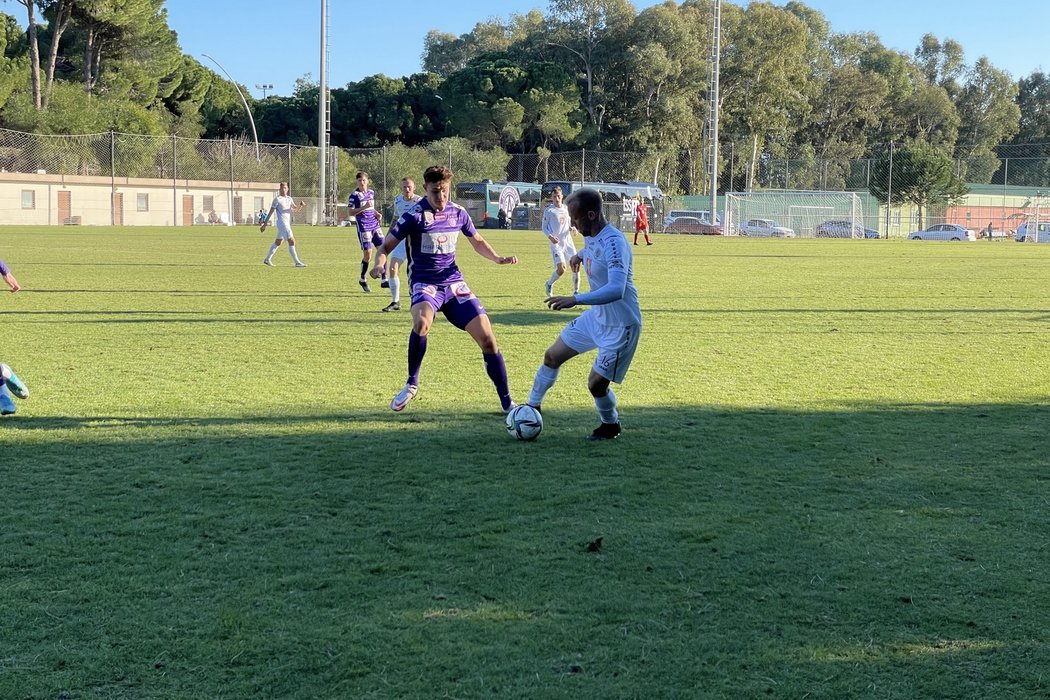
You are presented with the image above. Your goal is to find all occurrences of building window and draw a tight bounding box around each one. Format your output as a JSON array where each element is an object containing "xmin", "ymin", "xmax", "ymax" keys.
[
  {"xmin": 137, "ymin": 193, "xmax": 149, "ymax": 212},
  {"xmin": 254, "ymin": 196, "xmax": 264, "ymax": 212},
  {"xmin": 21, "ymin": 190, "xmax": 35, "ymax": 209},
  {"xmin": 203, "ymin": 195, "xmax": 214, "ymax": 211}
]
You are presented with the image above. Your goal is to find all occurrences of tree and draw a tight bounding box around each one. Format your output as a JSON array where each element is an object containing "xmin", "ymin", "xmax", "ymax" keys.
[
  {"xmin": 545, "ymin": 0, "xmax": 635, "ymax": 142},
  {"xmin": 954, "ymin": 57, "xmax": 1020, "ymax": 182},
  {"xmin": 720, "ymin": 2, "xmax": 809, "ymax": 190},
  {"xmin": 5, "ymin": 0, "xmax": 42, "ymax": 108},
  {"xmin": 869, "ymin": 142, "xmax": 968, "ymax": 230}
]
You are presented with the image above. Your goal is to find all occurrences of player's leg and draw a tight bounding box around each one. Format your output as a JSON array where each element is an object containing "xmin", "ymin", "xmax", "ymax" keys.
[
  {"xmin": 0, "ymin": 362, "xmax": 29, "ymax": 399},
  {"xmin": 372, "ymin": 231, "xmax": 389, "ymax": 286},
  {"xmin": 286, "ymin": 233, "xmax": 305, "ymax": 266},
  {"xmin": 585, "ymin": 323, "xmax": 640, "ymax": 440},
  {"xmin": 644, "ymin": 226, "xmax": 652, "ymax": 245},
  {"xmin": 359, "ymin": 241, "xmax": 372, "ymax": 292},
  {"xmin": 546, "ymin": 247, "xmax": 564, "ymax": 296},
  {"xmin": 0, "ymin": 384, "xmax": 15, "ymax": 415},
  {"xmin": 462, "ymin": 311, "xmax": 514, "ymax": 413},
  {"xmin": 264, "ymin": 237, "xmax": 281, "ymax": 265},
  {"xmin": 564, "ymin": 240, "xmax": 580, "ymax": 293},
  {"xmin": 391, "ymin": 288, "xmax": 438, "ymax": 411},
  {"xmin": 384, "ymin": 256, "xmax": 402, "ymax": 312},
  {"xmin": 527, "ymin": 336, "xmax": 581, "ymax": 412}
]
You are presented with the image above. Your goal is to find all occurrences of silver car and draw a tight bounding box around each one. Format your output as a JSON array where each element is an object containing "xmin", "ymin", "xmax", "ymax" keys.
[
  {"xmin": 739, "ymin": 218, "xmax": 795, "ymax": 237},
  {"xmin": 907, "ymin": 224, "xmax": 976, "ymax": 241}
]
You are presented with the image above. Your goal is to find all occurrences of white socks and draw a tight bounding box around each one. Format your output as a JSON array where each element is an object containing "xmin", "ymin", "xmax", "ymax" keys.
[
  {"xmin": 528, "ymin": 364, "xmax": 559, "ymax": 407},
  {"xmin": 389, "ymin": 276, "xmax": 400, "ymax": 303},
  {"xmin": 594, "ymin": 389, "xmax": 618, "ymax": 424},
  {"xmin": 572, "ymin": 271, "xmax": 580, "ymax": 293},
  {"xmin": 289, "ymin": 245, "xmax": 302, "ymax": 264},
  {"xmin": 265, "ymin": 243, "xmax": 279, "ymax": 262}
]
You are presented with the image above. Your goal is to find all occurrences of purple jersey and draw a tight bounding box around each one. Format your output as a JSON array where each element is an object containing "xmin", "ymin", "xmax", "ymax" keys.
[
  {"xmin": 389, "ymin": 198, "xmax": 477, "ymax": 286},
  {"xmin": 0, "ymin": 259, "xmax": 8, "ymax": 276},
  {"xmin": 349, "ymin": 189, "xmax": 380, "ymax": 232}
]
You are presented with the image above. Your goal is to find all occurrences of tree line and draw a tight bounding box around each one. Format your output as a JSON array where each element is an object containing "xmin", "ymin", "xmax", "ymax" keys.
[{"xmin": 3, "ymin": 0, "xmax": 1050, "ymax": 202}]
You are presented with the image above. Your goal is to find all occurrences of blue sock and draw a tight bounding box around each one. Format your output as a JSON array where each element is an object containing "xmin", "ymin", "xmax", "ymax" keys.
[
  {"xmin": 407, "ymin": 331, "xmax": 427, "ymax": 386},
  {"xmin": 483, "ymin": 352, "xmax": 513, "ymax": 411},
  {"xmin": 0, "ymin": 384, "xmax": 15, "ymax": 415}
]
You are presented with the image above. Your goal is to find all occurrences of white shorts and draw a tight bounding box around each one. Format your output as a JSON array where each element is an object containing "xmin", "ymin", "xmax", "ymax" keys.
[
  {"xmin": 275, "ymin": 223, "xmax": 294, "ymax": 241},
  {"xmin": 550, "ymin": 239, "xmax": 577, "ymax": 267},
  {"xmin": 559, "ymin": 310, "xmax": 641, "ymax": 384},
  {"xmin": 390, "ymin": 238, "xmax": 407, "ymax": 262}
]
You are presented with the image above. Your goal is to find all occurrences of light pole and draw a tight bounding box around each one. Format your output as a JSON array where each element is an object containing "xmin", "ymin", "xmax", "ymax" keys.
[
  {"xmin": 255, "ymin": 83, "xmax": 273, "ymax": 99},
  {"xmin": 201, "ymin": 52, "xmax": 260, "ymax": 162}
]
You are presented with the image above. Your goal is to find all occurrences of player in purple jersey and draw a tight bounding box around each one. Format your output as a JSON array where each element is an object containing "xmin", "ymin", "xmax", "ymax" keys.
[
  {"xmin": 373, "ymin": 164, "xmax": 518, "ymax": 414},
  {"xmin": 347, "ymin": 171, "xmax": 386, "ymax": 293},
  {"xmin": 1, "ymin": 258, "xmax": 28, "ymax": 415}
]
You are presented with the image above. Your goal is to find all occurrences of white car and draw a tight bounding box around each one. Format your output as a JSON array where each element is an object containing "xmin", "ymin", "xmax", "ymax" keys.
[
  {"xmin": 739, "ymin": 218, "xmax": 795, "ymax": 237},
  {"xmin": 907, "ymin": 224, "xmax": 976, "ymax": 241}
]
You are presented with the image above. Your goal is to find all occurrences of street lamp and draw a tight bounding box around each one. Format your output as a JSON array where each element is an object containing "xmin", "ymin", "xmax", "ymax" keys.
[
  {"xmin": 201, "ymin": 52, "xmax": 260, "ymax": 162},
  {"xmin": 255, "ymin": 83, "xmax": 274, "ymax": 99}
]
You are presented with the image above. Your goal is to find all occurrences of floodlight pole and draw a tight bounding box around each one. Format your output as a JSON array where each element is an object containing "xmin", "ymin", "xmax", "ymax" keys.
[
  {"xmin": 708, "ymin": 0, "xmax": 721, "ymax": 221},
  {"xmin": 319, "ymin": 0, "xmax": 328, "ymax": 224},
  {"xmin": 201, "ymin": 53, "xmax": 260, "ymax": 163}
]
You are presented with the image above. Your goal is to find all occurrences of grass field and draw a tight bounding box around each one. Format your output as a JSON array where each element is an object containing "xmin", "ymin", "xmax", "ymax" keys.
[{"xmin": 2, "ymin": 225, "xmax": 1050, "ymax": 698}]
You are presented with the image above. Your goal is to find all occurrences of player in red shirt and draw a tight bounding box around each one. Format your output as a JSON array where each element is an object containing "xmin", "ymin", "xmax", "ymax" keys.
[{"xmin": 633, "ymin": 196, "xmax": 652, "ymax": 246}]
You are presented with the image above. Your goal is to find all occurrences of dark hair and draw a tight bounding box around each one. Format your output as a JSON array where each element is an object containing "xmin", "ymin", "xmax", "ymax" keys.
[
  {"xmin": 356, "ymin": 171, "xmax": 369, "ymax": 179},
  {"xmin": 423, "ymin": 165, "xmax": 453, "ymax": 184},
  {"xmin": 565, "ymin": 187, "xmax": 602, "ymax": 215}
]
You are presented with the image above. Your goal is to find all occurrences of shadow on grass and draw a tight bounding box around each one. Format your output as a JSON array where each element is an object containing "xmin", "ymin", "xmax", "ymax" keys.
[{"xmin": 2, "ymin": 401, "xmax": 1049, "ymax": 698}]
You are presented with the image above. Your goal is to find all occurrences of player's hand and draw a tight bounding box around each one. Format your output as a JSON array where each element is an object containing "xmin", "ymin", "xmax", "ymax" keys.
[
  {"xmin": 497, "ymin": 255, "xmax": 517, "ymax": 265},
  {"xmin": 569, "ymin": 254, "xmax": 582, "ymax": 272},
  {"xmin": 259, "ymin": 223, "xmax": 267, "ymax": 233},
  {"xmin": 548, "ymin": 235, "xmax": 559, "ymax": 245},
  {"xmin": 545, "ymin": 295, "xmax": 577, "ymax": 310},
  {"xmin": 369, "ymin": 266, "xmax": 383, "ymax": 279}
]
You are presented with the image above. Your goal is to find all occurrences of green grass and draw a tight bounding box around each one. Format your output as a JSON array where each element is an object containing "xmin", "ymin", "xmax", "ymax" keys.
[{"xmin": 3, "ymin": 226, "xmax": 1050, "ymax": 698}]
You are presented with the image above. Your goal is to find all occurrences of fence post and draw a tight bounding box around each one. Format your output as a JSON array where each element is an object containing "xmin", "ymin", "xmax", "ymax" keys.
[
  {"xmin": 229, "ymin": 138, "xmax": 235, "ymax": 224},
  {"xmin": 110, "ymin": 130, "xmax": 116, "ymax": 226},
  {"xmin": 581, "ymin": 149, "xmax": 586, "ymax": 184},
  {"xmin": 287, "ymin": 143, "xmax": 293, "ymax": 191},
  {"xmin": 884, "ymin": 141, "xmax": 894, "ymax": 239},
  {"xmin": 172, "ymin": 134, "xmax": 177, "ymax": 227}
]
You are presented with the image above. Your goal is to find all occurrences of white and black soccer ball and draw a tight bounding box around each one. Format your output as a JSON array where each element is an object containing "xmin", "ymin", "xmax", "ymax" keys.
[{"xmin": 505, "ymin": 404, "xmax": 543, "ymax": 441}]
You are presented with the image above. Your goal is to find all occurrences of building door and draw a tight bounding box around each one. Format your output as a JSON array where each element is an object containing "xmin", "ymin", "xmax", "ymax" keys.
[
  {"xmin": 112, "ymin": 192, "xmax": 123, "ymax": 226},
  {"xmin": 233, "ymin": 196, "xmax": 243, "ymax": 225},
  {"xmin": 58, "ymin": 190, "xmax": 71, "ymax": 224},
  {"xmin": 182, "ymin": 195, "xmax": 193, "ymax": 226}
]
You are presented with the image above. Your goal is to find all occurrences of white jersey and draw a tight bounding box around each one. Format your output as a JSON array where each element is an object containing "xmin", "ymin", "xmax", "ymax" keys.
[
  {"xmin": 576, "ymin": 224, "xmax": 641, "ymax": 327},
  {"xmin": 271, "ymin": 195, "xmax": 296, "ymax": 236},
  {"xmin": 393, "ymin": 193, "xmax": 422, "ymax": 219},
  {"xmin": 542, "ymin": 203, "xmax": 577, "ymax": 262},
  {"xmin": 390, "ymin": 194, "xmax": 422, "ymax": 259}
]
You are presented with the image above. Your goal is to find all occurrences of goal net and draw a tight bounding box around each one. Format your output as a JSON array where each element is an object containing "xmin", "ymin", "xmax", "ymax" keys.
[{"xmin": 725, "ymin": 191, "xmax": 865, "ymax": 238}]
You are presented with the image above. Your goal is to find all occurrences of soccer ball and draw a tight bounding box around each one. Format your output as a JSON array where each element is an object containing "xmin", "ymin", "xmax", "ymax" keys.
[{"xmin": 506, "ymin": 404, "xmax": 543, "ymax": 441}]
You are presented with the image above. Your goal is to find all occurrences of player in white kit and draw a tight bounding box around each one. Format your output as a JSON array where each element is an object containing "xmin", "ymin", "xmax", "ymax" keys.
[
  {"xmin": 380, "ymin": 177, "xmax": 423, "ymax": 312},
  {"xmin": 527, "ymin": 188, "xmax": 642, "ymax": 440},
  {"xmin": 261, "ymin": 182, "xmax": 307, "ymax": 267},
  {"xmin": 540, "ymin": 186, "xmax": 580, "ymax": 297}
]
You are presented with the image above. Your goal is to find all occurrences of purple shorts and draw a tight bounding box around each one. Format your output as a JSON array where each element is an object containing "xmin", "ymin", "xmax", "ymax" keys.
[
  {"xmin": 358, "ymin": 227, "xmax": 383, "ymax": 250},
  {"xmin": 410, "ymin": 280, "xmax": 486, "ymax": 330}
]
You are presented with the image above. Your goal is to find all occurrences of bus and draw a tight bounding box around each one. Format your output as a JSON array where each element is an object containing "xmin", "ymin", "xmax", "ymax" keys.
[
  {"xmin": 540, "ymin": 180, "xmax": 665, "ymax": 230},
  {"xmin": 454, "ymin": 181, "xmax": 543, "ymax": 228}
]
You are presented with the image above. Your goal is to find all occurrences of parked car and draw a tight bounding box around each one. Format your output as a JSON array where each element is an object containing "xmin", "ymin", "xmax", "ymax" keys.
[
  {"xmin": 815, "ymin": 220, "xmax": 879, "ymax": 239},
  {"xmin": 665, "ymin": 216, "xmax": 723, "ymax": 235},
  {"xmin": 662, "ymin": 209, "xmax": 719, "ymax": 230},
  {"xmin": 1015, "ymin": 222, "xmax": 1050, "ymax": 242},
  {"xmin": 907, "ymin": 224, "xmax": 976, "ymax": 241},
  {"xmin": 739, "ymin": 218, "xmax": 795, "ymax": 237}
]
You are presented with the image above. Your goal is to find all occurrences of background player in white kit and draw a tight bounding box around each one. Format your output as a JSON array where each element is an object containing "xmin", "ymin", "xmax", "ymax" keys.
[
  {"xmin": 540, "ymin": 186, "xmax": 580, "ymax": 297},
  {"xmin": 377, "ymin": 177, "xmax": 422, "ymax": 312},
  {"xmin": 527, "ymin": 188, "xmax": 642, "ymax": 441},
  {"xmin": 261, "ymin": 182, "xmax": 307, "ymax": 267}
]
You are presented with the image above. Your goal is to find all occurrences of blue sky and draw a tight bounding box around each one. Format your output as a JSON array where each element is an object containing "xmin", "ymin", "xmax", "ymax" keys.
[{"xmin": 164, "ymin": 1, "xmax": 1048, "ymax": 98}]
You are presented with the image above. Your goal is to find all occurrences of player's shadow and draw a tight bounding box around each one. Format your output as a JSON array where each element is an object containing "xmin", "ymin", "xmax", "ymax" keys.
[{"xmin": 489, "ymin": 309, "xmax": 580, "ymax": 327}]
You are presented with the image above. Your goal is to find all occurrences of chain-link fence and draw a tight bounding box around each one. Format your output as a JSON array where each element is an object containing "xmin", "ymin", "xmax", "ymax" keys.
[{"xmin": 4, "ymin": 126, "xmax": 1050, "ymax": 235}]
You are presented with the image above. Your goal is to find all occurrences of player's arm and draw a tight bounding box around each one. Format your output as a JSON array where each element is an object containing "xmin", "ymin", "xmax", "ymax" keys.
[
  {"xmin": 541, "ymin": 209, "xmax": 559, "ymax": 245},
  {"xmin": 467, "ymin": 232, "xmax": 517, "ymax": 265},
  {"xmin": 1, "ymin": 260, "xmax": 20, "ymax": 293},
  {"xmin": 261, "ymin": 203, "xmax": 277, "ymax": 231}
]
